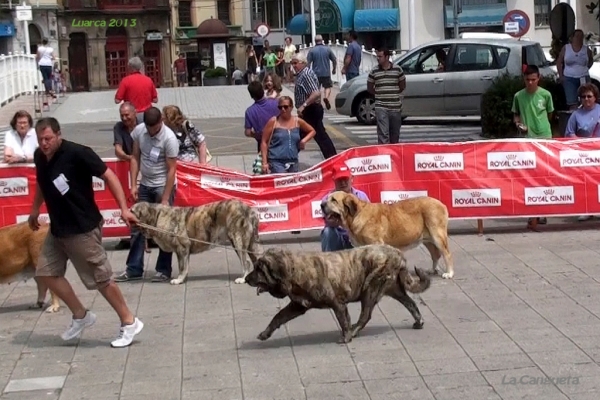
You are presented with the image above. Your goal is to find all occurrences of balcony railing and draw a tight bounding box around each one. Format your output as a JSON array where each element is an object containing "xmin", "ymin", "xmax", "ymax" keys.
[{"xmin": 64, "ymin": 0, "xmax": 169, "ymax": 11}]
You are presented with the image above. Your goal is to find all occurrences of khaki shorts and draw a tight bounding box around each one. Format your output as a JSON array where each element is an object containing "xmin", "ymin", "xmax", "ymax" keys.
[{"xmin": 36, "ymin": 224, "xmax": 112, "ymax": 290}]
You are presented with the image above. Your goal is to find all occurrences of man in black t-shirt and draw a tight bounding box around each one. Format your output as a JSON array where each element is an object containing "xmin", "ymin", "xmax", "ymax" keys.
[{"xmin": 29, "ymin": 117, "xmax": 143, "ymax": 348}]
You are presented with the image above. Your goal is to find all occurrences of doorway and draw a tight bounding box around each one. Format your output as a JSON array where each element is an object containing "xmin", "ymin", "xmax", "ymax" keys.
[
  {"xmin": 28, "ymin": 24, "xmax": 42, "ymax": 54},
  {"xmin": 143, "ymin": 41, "xmax": 161, "ymax": 87},
  {"xmin": 67, "ymin": 32, "xmax": 90, "ymax": 91},
  {"xmin": 105, "ymin": 26, "xmax": 128, "ymax": 87}
]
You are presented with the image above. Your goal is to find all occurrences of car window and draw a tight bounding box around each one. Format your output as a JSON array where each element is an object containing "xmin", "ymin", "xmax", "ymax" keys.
[
  {"xmin": 451, "ymin": 44, "xmax": 497, "ymax": 72},
  {"xmin": 494, "ymin": 47, "xmax": 510, "ymax": 68},
  {"xmin": 397, "ymin": 45, "xmax": 450, "ymax": 74},
  {"xmin": 522, "ymin": 44, "xmax": 549, "ymax": 68}
]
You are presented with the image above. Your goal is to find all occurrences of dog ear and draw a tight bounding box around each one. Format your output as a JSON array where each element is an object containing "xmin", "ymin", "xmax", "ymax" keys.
[
  {"xmin": 343, "ymin": 195, "xmax": 358, "ymax": 217},
  {"xmin": 256, "ymin": 258, "xmax": 278, "ymax": 286}
]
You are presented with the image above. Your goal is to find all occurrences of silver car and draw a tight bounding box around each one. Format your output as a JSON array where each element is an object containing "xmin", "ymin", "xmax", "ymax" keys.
[{"xmin": 335, "ymin": 38, "xmax": 556, "ymax": 124}]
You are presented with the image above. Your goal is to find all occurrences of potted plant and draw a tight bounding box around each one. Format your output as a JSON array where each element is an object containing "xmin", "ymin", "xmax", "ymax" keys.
[
  {"xmin": 481, "ymin": 73, "xmax": 567, "ymax": 138},
  {"xmin": 203, "ymin": 67, "xmax": 228, "ymax": 86}
]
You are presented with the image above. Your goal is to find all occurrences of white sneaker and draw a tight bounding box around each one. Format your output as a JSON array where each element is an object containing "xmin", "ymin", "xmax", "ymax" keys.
[
  {"xmin": 110, "ymin": 318, "xmax": 144, "ymax": 348},
  {"xmin": 61, "ymin": 311, "xmax": 97, "ymax": 341}
]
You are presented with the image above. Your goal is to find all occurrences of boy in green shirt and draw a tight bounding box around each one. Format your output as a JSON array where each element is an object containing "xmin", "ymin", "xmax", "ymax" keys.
[
  {"xmin": 511, "ymin": 64, "xmax": 554, "ymax": 139},
  {"xmin": 264, "ymin": 49, "xmax": 278, "ymax": 74},
  {"xmin": 511, "ymin": 64, "xmax": 554, "ymax": 229}
]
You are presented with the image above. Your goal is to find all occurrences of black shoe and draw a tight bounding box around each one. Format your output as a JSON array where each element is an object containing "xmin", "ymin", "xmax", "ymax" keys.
[{"xmin": 323, "ymin": 98, "xmax": 331, "ymax": 110}]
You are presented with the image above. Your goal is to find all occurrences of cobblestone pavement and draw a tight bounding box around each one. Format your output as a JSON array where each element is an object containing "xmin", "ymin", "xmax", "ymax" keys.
[{"xmin": 2, "ymin": 224, "xmax": 600, "ymax": 399}]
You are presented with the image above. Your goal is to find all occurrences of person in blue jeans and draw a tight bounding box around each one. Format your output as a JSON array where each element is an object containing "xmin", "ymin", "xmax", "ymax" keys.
[
  {"xmin": 342, "ymin": 30, "xmax": 362, "ymax": 82},
  {"xmin": 114, "ymin": 107, "xmax": 180, "ymax": 283},
  {"xmin": 320, "ymin": 163, "xmax": 370, "ymax": 251}
]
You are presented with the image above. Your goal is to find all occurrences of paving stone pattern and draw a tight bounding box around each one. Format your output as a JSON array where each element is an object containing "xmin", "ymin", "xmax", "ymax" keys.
[{"xmin": 2, "ymin": 225, "xmax": 600, "ymax": 399}]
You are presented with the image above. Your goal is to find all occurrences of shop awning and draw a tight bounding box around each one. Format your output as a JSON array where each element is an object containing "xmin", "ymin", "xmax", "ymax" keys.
[
  {"xmin": 353, "ymin": 8, "xmax": 400, "ymax": 32},
  {"xmin": 444, "ymin": 4, "xmax": 508, "ymax": 28},
  {"xmin": 286, "ymin": 0, "xmax": 355, "ymax": 35}
]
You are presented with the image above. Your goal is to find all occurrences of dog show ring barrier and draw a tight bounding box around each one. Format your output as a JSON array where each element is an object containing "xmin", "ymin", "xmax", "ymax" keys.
[{"xmin": 0, "ymin": 138, "xmax": 599, "ymax": 238}]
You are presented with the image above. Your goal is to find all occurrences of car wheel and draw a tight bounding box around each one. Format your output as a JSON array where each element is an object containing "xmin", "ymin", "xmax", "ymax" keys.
[{"xmin": 356, "ymin": 96, "xmax": 376, "ymax": 125}]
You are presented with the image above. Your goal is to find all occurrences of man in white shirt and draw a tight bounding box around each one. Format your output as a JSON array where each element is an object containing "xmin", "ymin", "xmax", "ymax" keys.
[{"xmin": 3, "ymin": 110, "xmax": 39, "ymax": 163}]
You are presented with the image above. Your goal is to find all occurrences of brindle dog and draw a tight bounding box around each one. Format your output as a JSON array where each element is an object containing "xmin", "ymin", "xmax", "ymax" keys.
[
  {"xmin": 246, "ymin": 244, "xmax": 431, "ymax": 344},
  {"xmin": 131, "ymin": 199, "xmax": 262, "ymax": 285}
]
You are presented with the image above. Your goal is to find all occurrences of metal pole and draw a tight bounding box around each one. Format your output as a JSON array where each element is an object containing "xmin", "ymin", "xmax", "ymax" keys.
[
  {"xmin": 309, "ymin": 0, "xmax": 316, "ymax": 45},
  {"xmin": 23, "ymin": 20, "xmax": 30, "ymax": 55},
  {"xmin": 408, "ymin": 0, "xmax": 415, "ymax": 49},
  {"xmin": 453, "ymin": 0, "xmax": 460, "ymax": 39}
]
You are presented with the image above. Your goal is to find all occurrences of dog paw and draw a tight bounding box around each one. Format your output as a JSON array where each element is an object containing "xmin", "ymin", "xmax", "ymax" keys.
[
  {"xmin": 412, "ymin": 320, "xmax": 424, "ymax": 329},
  {"xmin": 29, "ymin": 302, "xmax": 44, "ymax": 310},
  {"xmin": 170, "ymin": 278, "xmax": 184, "ymax": 285},
  {"xmin": 257, "ymin": 331, "xmax": 271, "ymax": 341},
  {"xmin": 337, "ymin": 335, "xmax": 353, "ymax": 344},
  {"xmin": 45, "ymin": 305, "xmax": 60, "ymax": 313},
  {"xmin": 441, "ymin": 272, "xmax": 454, "ymax": 279},
  {"xmin": 234, "ymin": 277, "xmax": 246, "ymax": 284}
]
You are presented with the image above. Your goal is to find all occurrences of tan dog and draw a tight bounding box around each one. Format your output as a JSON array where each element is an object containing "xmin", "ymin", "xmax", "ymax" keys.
[
  {"xmin": 322, "ymin": 191, "xmax": 455, "ymax": 279},
  {"xmin": 0, "ymin": 222, "xmax": 60, "ymax": 312}
]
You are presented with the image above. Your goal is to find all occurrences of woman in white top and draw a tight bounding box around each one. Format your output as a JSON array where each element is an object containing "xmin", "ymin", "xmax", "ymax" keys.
[
  {"xmin": 36, "ymin": 38, "xmax": 56, "ymax": 97},
  {"xmin": 556, "ymin": 29, "xmax": 594, "ymax": 110},
  {"xmin": 283, "ymin": 37, "xmax": 297, "ymax": 83},
  {"xmin": 3, "ymin": 110, "xmax": 39, "ymax": 164}
]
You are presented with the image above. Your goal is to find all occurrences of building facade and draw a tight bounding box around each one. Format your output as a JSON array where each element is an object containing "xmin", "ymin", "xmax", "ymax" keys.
[
  {"xmin": 260, "ymin": 0, "xmax": 594, "ymax": 54},
  {"xmin": 0, "ymin": 0, "xmax": 60, "ymax": 59},
  {"xmin": 56, "ymin": 0, "xmax": 172, "ymax": 91}
]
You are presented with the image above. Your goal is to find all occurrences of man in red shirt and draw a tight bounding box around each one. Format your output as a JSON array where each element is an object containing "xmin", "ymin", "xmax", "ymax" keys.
[
  {"xmin": 114, "ymin": 57, "xmax": 158, "ymax": 117},
  {"xmin": 173, "ymin": 54, "xmax": 187, "ymax": 87}
]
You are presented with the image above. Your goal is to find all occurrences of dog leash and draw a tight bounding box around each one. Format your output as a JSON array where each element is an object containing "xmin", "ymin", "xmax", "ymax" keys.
[{"xmin": 134, "ymin": 222, "xmax": 264, "ymax": 256}]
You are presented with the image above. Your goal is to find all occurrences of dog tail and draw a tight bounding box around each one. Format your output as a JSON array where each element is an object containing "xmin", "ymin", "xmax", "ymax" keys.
[{"xmin": 399, "ymin": 267, "xmax": 431, "ymax": 294}]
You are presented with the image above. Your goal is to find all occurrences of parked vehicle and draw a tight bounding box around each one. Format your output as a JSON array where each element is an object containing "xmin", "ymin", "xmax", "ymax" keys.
[{"xmin": 335, "ymin": 38, "xmax": 556, "ymax": 124}]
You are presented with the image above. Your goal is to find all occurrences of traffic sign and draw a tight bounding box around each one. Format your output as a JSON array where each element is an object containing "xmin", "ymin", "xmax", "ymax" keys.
[
  {"xmin": 15, "ymin": 5, "xmax": 32, "ymax": 22},
  {"xmin": 255, "ymin": 23, "xmax": 270, "ymax": 38},
  {"xmin": 503, "ymin": 10, "xmax": 530, "ymax": 38}
]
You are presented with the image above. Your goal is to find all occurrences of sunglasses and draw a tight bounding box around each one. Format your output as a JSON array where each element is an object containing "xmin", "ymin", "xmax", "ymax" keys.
[{"xmin": 278, "ymin": 105, "xmax": 291, "ymax": 110}]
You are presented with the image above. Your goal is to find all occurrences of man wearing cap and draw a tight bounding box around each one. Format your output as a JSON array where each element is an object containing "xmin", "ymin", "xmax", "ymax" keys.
[
  {"xmin": 291, "ymin": 52, "xmax": 337, "ymax": 160},
  {"xmin": 320, "ymin": 163, "xmax": 370, "ymax": 252}
]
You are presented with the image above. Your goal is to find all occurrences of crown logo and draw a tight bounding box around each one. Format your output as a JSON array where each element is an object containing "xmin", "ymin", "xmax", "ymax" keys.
[
  {"xmin": 579, "ymin": 153, "xmax": 588, "ymax": 158},
  {"xmin": 433, "ymin": 155, "xmax": 444, "ymax": 161},
  {"xmin": 470, "ymin": 191, "xmax": 481, "ymax": 197},
  {"xmin": 399, "ymin": 194, "xmax": 409, "ymax": 199},
  {"xmin": 544, "ymin": 189, "xmax": 554, "ymax": 195},
  {"xmin": 506, "ymin": 154, "xmax": 517, "ymax": 160},
  {"xmin": 0, "ymin": 180, "xmax": 6, "ymax": 186},
  {"xmin": 257, "ymin": 207, "xmax": 268, "ymax": 213},
  {"xmin": 112, "ymin": 211, "xmax": 120, "ymax": 218},
  {"xmin": 361, "ymin": 159, "xmax": 372, "ymax": 165},
  {"xmin": 220, "ymin": 176, "xmax": 231, "ymax": 182}
]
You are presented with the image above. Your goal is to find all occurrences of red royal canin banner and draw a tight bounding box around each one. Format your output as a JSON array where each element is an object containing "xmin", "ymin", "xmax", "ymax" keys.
[{"xmin": 1, "ymin": 138, "xmax": 600, "ymax": 237}]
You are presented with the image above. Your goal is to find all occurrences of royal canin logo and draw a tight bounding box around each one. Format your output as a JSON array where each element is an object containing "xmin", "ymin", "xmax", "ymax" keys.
[
  {"xmin": 559, "ymin": 149, "xmax": 600, "ymax": 167},
  {"xmin": 452, "ymin": 188, "xmax": 502, "ymax": 208},
  {"xmin": 524, "ymin": 186, "xmax": 574, "ymax": 205},
  {"xmin": 344, "ymin": 155, "xmax": 392, "ymax": 176},
  {"xmin": 414, "ymin": 153, "xmax": 464, "ymax": 172},
  {"xmin": 487, "ymin": 151, "xmax": 536, "ymax": 170}
]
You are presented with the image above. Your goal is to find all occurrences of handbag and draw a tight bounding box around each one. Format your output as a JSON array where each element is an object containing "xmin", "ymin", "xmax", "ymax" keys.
[{"xmin": 252, "ymin": 121, "xmax": 276, "ymax": 175}]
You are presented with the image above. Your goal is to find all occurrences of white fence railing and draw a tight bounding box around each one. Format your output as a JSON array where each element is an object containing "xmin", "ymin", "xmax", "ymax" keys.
[
  {"xmin": 298, "ymin": 40, "xmax": 407, "ymax": 85},
  {"xmin": 0, "ymin": 53, "xmax": 40, "ymax": 106}
]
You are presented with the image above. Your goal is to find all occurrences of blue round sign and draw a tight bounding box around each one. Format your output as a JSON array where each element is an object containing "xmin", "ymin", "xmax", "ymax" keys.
[{"xmin": 503, "ymin": 10, "xmax": 531, "ymax": 38}]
